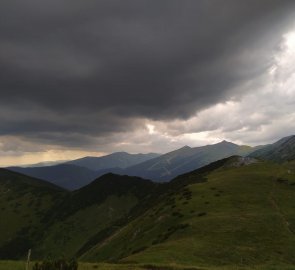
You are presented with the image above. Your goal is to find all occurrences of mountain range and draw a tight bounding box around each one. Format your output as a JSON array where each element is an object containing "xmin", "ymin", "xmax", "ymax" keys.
[
  {"xmin": 5, "ymin": 135, "xmax": 295, "ymax": 190},
  {"xmin": 66, "ymin": 152, "xmax": 160, "ymax": 171},
  {"xmin": 1, "ymin": 138, "xmax": 295, "ymax": 269},
  {"xmin": 8, "ymin": 140, "xmax": 259, "ymax": 189},
  {"xmin": 8, "ymin": 152, "xmax": 158, "ymax": 190},
  {"xmin": 123, "ymin": 140, "xmax": 257, "ymax": 181},
  {"xmin": 8, "ymin": 164, "xmax": 99, "ymax": 190}
]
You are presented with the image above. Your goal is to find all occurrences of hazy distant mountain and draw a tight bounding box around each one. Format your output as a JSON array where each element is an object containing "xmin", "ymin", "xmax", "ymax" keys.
[
  {"xmin": 249, "ymin": 135, "xmax": 295, "ymax": 162},
  {"xmin": 8, "ymin": 152, "xmax": 159, "ymax": 190},
  {"xmin": 0, "ymin": 168, "xmax": 63, "ymax": 191},
  {"xmin": 21, "ymin": 160, "xmax": 69, "ymax": 168},
  {"xmin": 124, "ymin": 140, "xmax": 256, "ymax": 182},
  {"xmin": 9, "ymin": 142, "xmax": 257, "ymax": 187},
  {"xmin": 66, "ymin": 152, "xmax": 160, "ymax": 171},
  {"xmin": 8, "ymin": 164, "xmax": 98, "ymax": 190}
]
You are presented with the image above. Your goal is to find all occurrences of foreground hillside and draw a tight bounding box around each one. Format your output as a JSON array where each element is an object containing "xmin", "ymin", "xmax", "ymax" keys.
[
  {"xmin": 81, "ymin": 158, "xmax": 295, "ymax": 268},
  {"xmin": 0, "ymin": 169, "xmax": 66, "ymax": 258},
  {"xmin": 0, "ymin": 170, "xmax": 160, "ymax": 260},
  {"xmin": 2, "ymin": 260, "xmax": 295, "ymax": 270},
  {"xmin": 2, "ymin": 157, "xmax": 295, "ymax": 269},
  {"xmin": 33, "ymin": 174, "xmax": 159, "ymax": 258}
]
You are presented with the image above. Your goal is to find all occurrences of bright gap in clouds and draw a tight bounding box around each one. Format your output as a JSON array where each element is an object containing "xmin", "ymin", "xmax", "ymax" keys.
[
  {"xmin": 190, "ymin": 28, "xmax": 295, "ymax": 145},
  {"xmin": 285, "ymin": 31, "xmax": 295, "ymax": 50},
  {"xmin": 146, "ymin": 124, "xmax": 156, "ymax": 135},
  {"xmin": 144, "ymin": 27, "xmax": 295, "ymax": 148}
]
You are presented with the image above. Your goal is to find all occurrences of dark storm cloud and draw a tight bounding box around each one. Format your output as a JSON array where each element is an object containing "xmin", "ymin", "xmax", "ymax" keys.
[{"xmin": 0, "ymin": 0, "xmax": 295, "ymax": 148}]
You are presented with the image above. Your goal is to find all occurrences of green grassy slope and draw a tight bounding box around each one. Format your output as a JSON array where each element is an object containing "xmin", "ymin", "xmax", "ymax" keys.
[
  {"xmin": 0, "ymin": 169, "xmax": 66, "ymax": 259},
  {"xmin": 0, "ymin": 170, "xmax": 159, "ymax": 260},
  {"xmin": 34, "ymin": 194, "xmax": 138, "ymax": 258},
  {"xmin": 31, "ymin": 174, "xmax": 160, "ymax": 259},
  {"xmin": 3, "ymin": 158, "xmax": 295, "ymax": 269},
  {"xmin": 2, "ymin": 260, "xmax": 295, "ymax": 270},
  {"xmin": 81, "ymin": 158, "xmax": 295, "ymax": 268}
]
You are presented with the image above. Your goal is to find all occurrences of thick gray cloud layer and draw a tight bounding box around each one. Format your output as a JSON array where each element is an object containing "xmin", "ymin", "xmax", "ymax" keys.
[{"xmin": 0, "ymin": 0, "xmax": 295, "ymax": 151}]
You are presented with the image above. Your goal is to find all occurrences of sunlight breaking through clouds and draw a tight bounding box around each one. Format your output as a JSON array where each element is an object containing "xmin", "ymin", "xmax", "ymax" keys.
[{"xmin": 142, "ymin": 26, "xmax": 295, "ymax": 147}]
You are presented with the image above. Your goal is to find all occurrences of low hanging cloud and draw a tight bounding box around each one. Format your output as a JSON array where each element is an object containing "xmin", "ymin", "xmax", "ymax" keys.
[{"xmin": 0, "ymin": 0, "xmax": 295, "ymax": 162}]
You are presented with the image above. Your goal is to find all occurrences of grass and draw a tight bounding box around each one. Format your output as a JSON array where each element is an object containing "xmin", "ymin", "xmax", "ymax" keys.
[
  {"xmin": 81, "ymin": 161, "xmax": 295, "ymax": 268},
  {"xmin": 35, "ymin": 195, "xmax": 138, "ymax": 258},
  {"xmin": 3, "ymin": 160, "xmax": 295, "ymax": 268},
  {"xmin": 0, "ymin": 260, "xmax": 24, "ymax": 270},
  {"xmin": 0, "ymin": 169, "xmax": 66, "ymax": 259},
  {"xmin": 2, "ymin": 260, "xmax": 295, "ymax": 270},
  {"xmin": 0, "ymin": 261, "xmax": 196, "ymax": 270},
  {"xmin": 0, "ymin": 172, "xmax": 158, "ymax": 259}
]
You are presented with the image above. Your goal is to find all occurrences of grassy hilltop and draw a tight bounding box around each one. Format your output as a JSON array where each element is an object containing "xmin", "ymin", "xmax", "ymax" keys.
[{"xmin": 81, "ymin": 158, "xmax": 295, "ymax": 268}]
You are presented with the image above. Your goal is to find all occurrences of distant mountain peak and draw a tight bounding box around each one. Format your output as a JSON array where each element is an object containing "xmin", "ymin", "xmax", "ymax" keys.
[
  {"xmin": 181, "ymin": 145, "xmax": 191, "ymax": 150},
  {"xmin": 219, "ymin": 140, "xmax": 235, "ymax": 145}
]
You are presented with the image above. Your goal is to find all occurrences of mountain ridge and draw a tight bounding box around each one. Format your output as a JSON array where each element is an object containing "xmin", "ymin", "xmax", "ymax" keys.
[
  {"xmin": 8, "ymin": 164, "xmax": 98, "ymax": 191},
  {"xmin": 123, "ymin": 140, "xmax": 257, "ymax": 182},
  {"xmin": 249, "ymin": 135, "xmax": 295, "ymax": 162},
  {"xmin": 66, "ymin": 152, "xmax": 160, "ymax": 171},
  {"xmin": 6, "ymin": 136, "xmax": 295, "ymax": 190}
]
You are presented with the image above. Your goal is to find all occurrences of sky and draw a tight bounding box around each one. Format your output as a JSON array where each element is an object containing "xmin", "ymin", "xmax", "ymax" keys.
[{"xmin": 1, "ymin": 0, "xmax": 295, "ymax": 166}]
